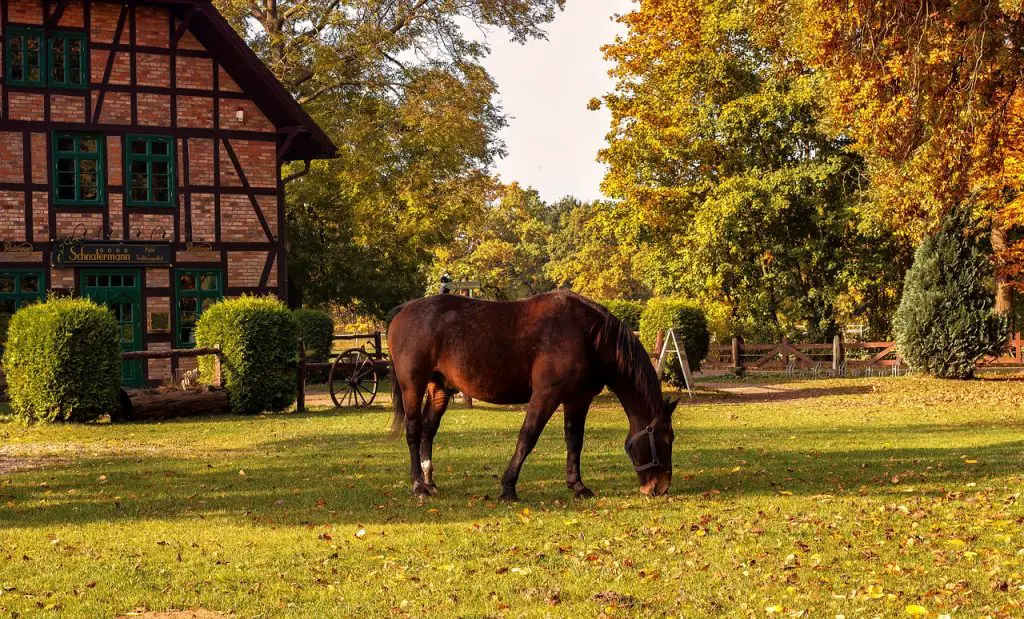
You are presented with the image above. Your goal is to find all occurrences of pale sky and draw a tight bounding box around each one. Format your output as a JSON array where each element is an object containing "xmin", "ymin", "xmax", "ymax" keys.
[{"xmin": 476, "ymin": 0, "xmax": 634, "ymax": 203}]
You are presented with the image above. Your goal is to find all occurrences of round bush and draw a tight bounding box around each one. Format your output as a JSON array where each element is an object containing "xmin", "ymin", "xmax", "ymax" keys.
[
  {"xmin": 2, "ymin": 297, "xmax": 121, "ymax": 423},
  {"xmin": 894, "ymin": 209, "xmax": 1008, "ymax": 379},
  {"xmin": 639, "ymin": 298, "xmax": 711, "ymax": 386},
  {"xmin": 598, "ymin": 299, "xmax": 645, "ymax": 331},
  {"xmin": 196, "ymin": 295, "xmax": 298, "ymax": 414},
  {"xmin": 294, "ymin": 309, "xmax": 334, "ymax": 362}
]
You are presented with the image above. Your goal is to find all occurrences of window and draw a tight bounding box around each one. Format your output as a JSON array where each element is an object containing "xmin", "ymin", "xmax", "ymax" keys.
[
  {"xmin": 4, "ymin": 28, "xmax": 87, "ymax": 89},
  {"xmin": 52, "ymin": 132, "xmax": 105, "ymax": 205},
  {"xmin": 125, "ymin": 135, "xmax": 176, "ymax": 207},
  {"xmin": 176, "ymin": 270, "xmax": 223, "ymax": 347},
  {"xmin": 48, "ymin": 31, "xmax": 87, "ymax": 89},
  {"xmin": 5, "ymin": 27, "xmax": 45, "ymax": 86},
  {"xmin": 0, "ymin": 270, "xmax": 45, "ymax": 343}
]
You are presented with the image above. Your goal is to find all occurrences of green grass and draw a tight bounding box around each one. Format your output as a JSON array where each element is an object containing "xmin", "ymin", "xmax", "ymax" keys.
[{"xmin": 1, "ymin": 376, "xmax": 1024, "ymax": 617}]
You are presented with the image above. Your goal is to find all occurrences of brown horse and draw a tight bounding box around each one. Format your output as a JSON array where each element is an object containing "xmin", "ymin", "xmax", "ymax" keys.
[{"xmin": 387, "ymin": 290, "xmax": 677, "ymax": 501}]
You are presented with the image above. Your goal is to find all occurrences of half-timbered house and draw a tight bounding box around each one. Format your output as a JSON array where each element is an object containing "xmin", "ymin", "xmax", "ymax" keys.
[{"xmin": 0, "ymin": 0, "xmax": 335, "ymax": 386}]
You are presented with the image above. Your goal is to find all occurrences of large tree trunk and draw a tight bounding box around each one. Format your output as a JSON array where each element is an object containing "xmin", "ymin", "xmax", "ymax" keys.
[{"xmin": 992, "ymin": 219, "xmax": 1014, "ymax": 315}]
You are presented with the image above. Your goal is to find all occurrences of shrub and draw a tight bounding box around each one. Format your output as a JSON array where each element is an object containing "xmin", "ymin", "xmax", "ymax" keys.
[
  {"xmin": 2, "ymin": 297, "xmax": 121, "ymax": 422},
  {"xmin": 196, "ymin": 295, "xmax": 298, "ymax": 414},
  {"xmin": 294, "ymin": 308, "xmax": 334, "ymax": 383},
  {"xmin": 639, "ymin": 298, "xmax": 711, "ymax": 386},
  {"xmin": 894, "ymin": 209, "xmax": 1008, "ymax": 379},
  {"xmin": 598, "ymin": 299, "xmax": 645, "ymax": 331},
  {"xmin": 294, "ymin": 309, "xmax": 334, "ymax": 362}
]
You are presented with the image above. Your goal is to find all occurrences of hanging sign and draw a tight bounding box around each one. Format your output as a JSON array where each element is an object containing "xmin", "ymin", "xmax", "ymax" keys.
[{"xmin": 52, "ymin": 239, "xmax": 172, "ymax": 267}]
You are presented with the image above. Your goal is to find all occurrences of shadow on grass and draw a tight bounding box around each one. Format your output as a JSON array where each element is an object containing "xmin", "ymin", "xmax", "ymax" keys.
[{"xmin": 3, "ymin": 412, "xmax": 1022, "ymax": 530}]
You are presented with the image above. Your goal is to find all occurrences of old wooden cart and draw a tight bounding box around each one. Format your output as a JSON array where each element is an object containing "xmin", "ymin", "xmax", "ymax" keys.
[{"xmin": 297, "ymin": 331, "xmax": 390, "ymax": 411}]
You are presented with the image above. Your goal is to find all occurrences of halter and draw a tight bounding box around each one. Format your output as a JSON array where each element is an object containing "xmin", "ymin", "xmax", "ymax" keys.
[{"xmin": 624, "ymin": 425, "xmax": 664, "ymax": 473}]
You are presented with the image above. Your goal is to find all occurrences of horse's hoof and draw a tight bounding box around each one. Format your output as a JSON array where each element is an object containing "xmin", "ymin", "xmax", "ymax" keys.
[
  {"xmin": 426, "ymin": 483, "xmax": 439, "ymax": 496},
  {"xmin": 499, "ymin": 490, "xmax": 520, "ymax": 503},
  {"xmin": 412, "ymin": 482, "xmax": 432, "ymax": 498},
  {"xmin": 574, "ymin": 487, "xmax": 595, "ymax": 499}
]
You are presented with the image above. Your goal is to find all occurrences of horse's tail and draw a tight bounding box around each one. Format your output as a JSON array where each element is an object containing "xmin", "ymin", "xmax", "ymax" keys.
[{"xmin": 388, "ymin": 363, "xmax": 405, "ymax": 439}]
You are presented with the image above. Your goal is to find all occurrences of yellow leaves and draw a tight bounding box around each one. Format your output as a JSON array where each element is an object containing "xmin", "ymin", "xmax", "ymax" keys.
[
  {"xmin": 765, "ymin": 604, "xmax": 783, "ymax": 614},
  {"xmin": 730, "ymin": 466, "xmax": 742, "ymax": 473},
  {"xmin": 905, "ymin": 605, "xmax": 928, "ymax": 616}
]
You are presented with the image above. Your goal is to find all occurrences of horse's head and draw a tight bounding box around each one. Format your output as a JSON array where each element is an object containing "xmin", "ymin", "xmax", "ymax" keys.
[{"xmin": 626, "ymin": 397, "xmax": 677, "ymax": 496}]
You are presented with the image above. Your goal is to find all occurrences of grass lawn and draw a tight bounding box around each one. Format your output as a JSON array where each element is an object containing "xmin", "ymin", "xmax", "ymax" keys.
[{"xmin": 1, "ymin": 376, "xmax": 1024, "ymax": 617}]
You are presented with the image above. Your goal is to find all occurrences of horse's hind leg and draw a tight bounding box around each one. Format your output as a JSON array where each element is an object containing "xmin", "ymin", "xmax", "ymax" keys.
[
  {"xmin": 500, "ymin": 390, "xmax": 561, "ymax": 502},
  {"xmin": 418, "ymin": 380, "xmax": 450, "ymax": 496},
  {"xmin": 399, "ymin": 379, "xmax": 430, "ymax": 497},
  {"xmin": 563, "ymin": 395, "xmax": 595, "ymax": 499}
]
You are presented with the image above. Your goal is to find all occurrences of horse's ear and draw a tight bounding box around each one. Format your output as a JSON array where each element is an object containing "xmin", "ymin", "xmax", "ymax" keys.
[{"xmin": 662, "ymin": 397, "xmax": 680, "ymax": 418}]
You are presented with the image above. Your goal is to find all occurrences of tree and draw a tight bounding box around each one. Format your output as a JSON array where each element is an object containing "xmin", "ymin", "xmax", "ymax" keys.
[
  {"xmin": 594, "ymin": 0, "xmax": 907, "ymax": 339},
  {"xmin": 212, "ymin": 0, "xmax": 565, "ymax": 314},
  {"xmin": 894, "ymin": 208, "xmax": 1008, "ymax": 379},
  {"xmin": 546, "ymin": 199, "xmax": 651, "ymax": 300},
  {"xmin": 432, "ymin": 183, "xmax": 558, "ymax": 300},
  {"xmin": 794, "ymin": 0, "xmax": 1024, "ymax": 313}
]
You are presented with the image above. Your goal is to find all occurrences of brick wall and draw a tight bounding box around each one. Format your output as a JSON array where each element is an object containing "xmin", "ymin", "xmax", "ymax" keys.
[
  {"xmin": 0, "ymin": 192, "xmax": 25, "ymax": 240},
  {"xmin": 0, "ymin": 133, "xmax": 23, "ymax": 183}
]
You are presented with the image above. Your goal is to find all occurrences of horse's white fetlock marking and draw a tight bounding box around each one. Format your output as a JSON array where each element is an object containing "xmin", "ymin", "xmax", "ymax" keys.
[{"xmin": 421, "ymin": 459, "xmax": 432, "ymax": 475}]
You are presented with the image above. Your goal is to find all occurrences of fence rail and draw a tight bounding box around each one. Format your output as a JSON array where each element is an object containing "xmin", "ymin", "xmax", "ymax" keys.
[{"xmin": 700, "ymin": 332, "xmax": 1024, "ymax": 374}]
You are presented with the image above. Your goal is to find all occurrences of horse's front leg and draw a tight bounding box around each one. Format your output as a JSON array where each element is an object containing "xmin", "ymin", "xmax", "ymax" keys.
[
  {"xmin": 563, "ymin": 396, "xmax": 595, "ymax": 499},
  {"xmin": 500, "ymin": 391, "xmax": 560, "ymax": 502},
  {"xmin": 418, "ymin": 382, "xmax": 450, "ymax": 496}
]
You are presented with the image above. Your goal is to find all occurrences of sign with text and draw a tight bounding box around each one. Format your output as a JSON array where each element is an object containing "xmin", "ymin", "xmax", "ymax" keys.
[{"xmin": 52, "ymin": 240, "xmax": 172, "ymax": 267}]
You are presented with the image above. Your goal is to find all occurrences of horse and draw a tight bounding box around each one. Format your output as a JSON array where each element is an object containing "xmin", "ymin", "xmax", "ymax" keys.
[{"xmin": 387, "ymin": 290, "xmax": 678, "ymax": 501}]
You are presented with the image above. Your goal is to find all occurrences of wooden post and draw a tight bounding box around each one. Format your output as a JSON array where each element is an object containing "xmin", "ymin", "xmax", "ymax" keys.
[
  {"xmin": 296, "ymin": 342, "xmax": 306, "ymax": 413},
  {"xmin": 212, "ymin": 346, "xmax": 223, "ymax": 388},
  {"xmin": 781, "ymin": 335, "xmax": 789, "ymax": 366},
  {"xmin": 1017, "ymin": 332, "xmax": 1023, "ymax": 365},
  {"xmin": 732, "ymin": 336, "xmax": 744, "ymax": 376},
  {"xmin": 464, "ymin": 394, "xmax": 474, "ymax": 408},
  {"xmin": 832, "ymin": 333, "xmax": 844, "ymax": 372},
  {"xmin": 654, "ymin": 330, "xmax": 665, "ymax": 357},
  {"xmin": 373, "ymin": 331, "xmax": 383, "ymax": 361}
]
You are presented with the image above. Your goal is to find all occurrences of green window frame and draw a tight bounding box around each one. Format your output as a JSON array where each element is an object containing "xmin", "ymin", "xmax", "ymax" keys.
[
  {"xmin": 3, "ymin": 28, "xmax": 88, "ymax": 89},
  {"xmin": 47, "ymin": 31, "xmax": 88, "ymax": 89},
  {"xmin": 0, "ymin": 270, "xmax": 45, "ymax": 344},
  {"xmin": 125, "ymin": 135, "xmax": 176, "ymax": 207},
  {"xmin": 4, "ymin": 27, "xmax": 45, "ymax": 87},
  {"xmin": 175, "ymin": 270, "xmax": 223, "ymax": 347},
  {"xmin": 52, "ymin": 132, "xmax": 105, "ymax": 206}
]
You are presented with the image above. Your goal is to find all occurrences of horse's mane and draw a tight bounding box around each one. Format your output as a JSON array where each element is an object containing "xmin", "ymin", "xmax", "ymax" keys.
[{"xmin": 576, "ymin": 295, "xmax": 663, "ymax": 420}]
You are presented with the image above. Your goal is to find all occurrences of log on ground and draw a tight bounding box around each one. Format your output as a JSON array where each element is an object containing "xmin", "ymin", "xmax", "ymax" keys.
[{"xmin": 119, "ymin": 387, "xmax": 231, "ymax": 421}]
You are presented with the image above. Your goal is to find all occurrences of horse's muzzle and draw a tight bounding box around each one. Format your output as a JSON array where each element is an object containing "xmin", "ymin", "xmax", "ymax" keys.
[{"xmin": 639, "ymin": 470, "xmax": 671, "ymax": 496}]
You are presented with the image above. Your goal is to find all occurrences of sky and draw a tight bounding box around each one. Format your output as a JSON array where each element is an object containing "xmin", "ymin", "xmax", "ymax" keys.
[{"xmin": 475, "ymin": 0, "xmax": 634, "ymax": 204}]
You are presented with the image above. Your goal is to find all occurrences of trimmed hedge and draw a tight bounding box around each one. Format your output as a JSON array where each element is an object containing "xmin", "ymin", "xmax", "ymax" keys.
[
  {"xmin": 2, "ymin": 297, "xmax": 121, "ymax": 423},
  {"xmin": 894, "ymin": 209, "xmax": 1008, "ymax": 379},
  {"xmin": 598, "ymin": 299, "xmax": 645, "ymax": 331},
  {"xmin": 639, "ymin": 298, "xmax": 711, "ymax": 386},
  {"xmin": 196, "ymin": 295, "xmax": 298, "ymax": 414},
  {"xmin": 294, "ymin": 309, "xmax": 334, "ymax": 363}
]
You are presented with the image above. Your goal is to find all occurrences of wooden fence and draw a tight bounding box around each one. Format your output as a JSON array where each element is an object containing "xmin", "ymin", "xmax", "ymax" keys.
[{"xmin": 699, "ymin": 332, "xmax": 1024, "ymax": 374}]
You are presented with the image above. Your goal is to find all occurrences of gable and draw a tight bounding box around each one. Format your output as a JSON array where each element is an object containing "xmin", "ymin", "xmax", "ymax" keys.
[{"xmin": 4, "ymin": 0, "xmax": 335, "ymax": 161}]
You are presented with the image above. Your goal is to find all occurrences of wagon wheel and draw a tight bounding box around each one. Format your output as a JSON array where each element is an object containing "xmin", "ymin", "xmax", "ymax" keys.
[{"xmin": 329, "ymin": 348, "xmax": 379, "ymax": 408}]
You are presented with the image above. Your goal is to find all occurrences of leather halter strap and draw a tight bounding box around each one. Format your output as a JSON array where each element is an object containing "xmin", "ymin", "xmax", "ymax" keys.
[{"xmin": 624, "ymin": 425, "xmax": 663, "ymax": 472}]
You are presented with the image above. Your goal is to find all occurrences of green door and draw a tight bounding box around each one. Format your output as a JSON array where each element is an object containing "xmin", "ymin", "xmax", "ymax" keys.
[{"xmin": 81, "ymin": 269, "xmax": 143, "ymax": 387}]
